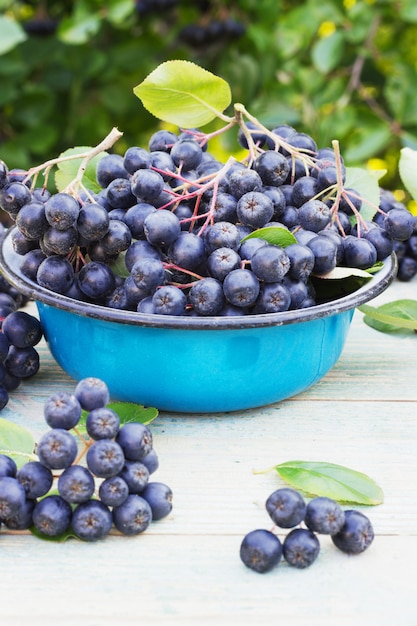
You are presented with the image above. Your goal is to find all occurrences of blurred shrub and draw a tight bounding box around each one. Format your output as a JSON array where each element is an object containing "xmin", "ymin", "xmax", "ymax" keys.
[{"xmin": 1, "ymin": 0, "xmax": 417, "ymax": 190}]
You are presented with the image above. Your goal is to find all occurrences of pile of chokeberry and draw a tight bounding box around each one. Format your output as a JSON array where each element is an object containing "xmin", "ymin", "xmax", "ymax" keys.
[
  {"xmin": 0, "ymin": 377, "xmax": 172, "ymax": 541},
  {"xmin": 240, "ymin": 487, "xmax": 374, "ymax": 573},
  {"xmin": 0, "ymin": 122, "xmax": 414, "ymax": 318},
  {"xmin": 375, "ymin": 190, "xmax": 417, "ymax": 282},
  {"xmin": 0, "ymin": 240, "xmax": 43, "ymax": 411}
]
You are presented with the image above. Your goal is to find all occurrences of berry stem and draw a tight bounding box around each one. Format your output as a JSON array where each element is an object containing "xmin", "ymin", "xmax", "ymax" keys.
[{"xmin": 22, "ymin": 127, "xmax": 123, "ymax": 191}]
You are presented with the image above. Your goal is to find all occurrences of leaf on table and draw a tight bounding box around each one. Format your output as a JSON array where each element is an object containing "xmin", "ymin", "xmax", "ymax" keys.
[
  {"xmin": 274, "ymin": 460, "xmax": 384, "ymax": 505},
  {"xmin": 29, "ymin": 525, "xmax": 78, "ymax": 542},
  {"xmin": 107, "ymin": 401, "xmax": 159, "ymax": 425},
  {"xmin": 133, "ymin": 60, "xmax": 232, "ymax": 128},
  {"xmin": 54, "ymin": 147, "xmax": 107, "ymax": 194},
  {"xmin": 79, "ymin": 402, "xmax": 159, "ymax": 432},
  {"xmin": 399, "ymin": 147, "xmax": 417, "ymax": 200},
  {"xmin": 0, "ymin": 418, "xmax": 36, "ymax": 468},
  {"xmin": 359, "ymin": 299, "xmax": 417, "ymax": 333},
  {"xmin": 241, "ymin": 226, "xmax": 297, "ymax": 247}
]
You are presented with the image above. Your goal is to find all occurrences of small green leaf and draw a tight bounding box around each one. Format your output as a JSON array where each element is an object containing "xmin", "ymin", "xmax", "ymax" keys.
[
  {"xmin": 107, "ymin": 252, "xmax": 129, "ymax": 278},
  {"xmin": 311, "ymin": 270, "xmax": 373, "ymax": 302},
  {"xmin": 344, "ymin": 167, "xmax": 382, "ymax": 222},
  {"xmin": 0, "ymin": 16, "xmax": 27, "ymax": 55},
  {"xmin": 58, "ymin": 13, "xmax": 101, "ymax": 45},
  {"xmin": 359, "ymin": 299, "xmax": 417, "ymax": 333},
  {"xmin": 133, "ymin": 60, "xmax": 232, "ymax": 128},
  {"xmin": 399, "ymin": 147, "xmax": 417, "ymax": 201},
  {"xmin": 30, "ymin": 525, "xmax": 78, "ymax": 542},
  {"xmin": 107, "ymin": 401, "xmax": 159, "ymax": 425},
  {"xmin": 77, "ymin": 402, "xmax": 158, "ymax": 439},
  {"xmin": 0, "ymin": 418, "xmax": 36, "ymax": 467},
  {"xmin": 318, "ymin": 266, "xmax": 373, "ymax": 280},
  {"xmin": 54, "ymin": 147, "xmax": 107, "ymax": 193},
  {"xmin": 312, "ymin": 32, "xmax": 345, "ymax": 74},
  {"xmin": 275, "ymin": 460, "xmax": 384, "ymax": 505},
  {"xmin": 106, "ymin": 0, "xmax": 136, "ymax": 25},
  {"xmin": 241, "ymin": 226, "xmax": 297, "ymax": 247}
]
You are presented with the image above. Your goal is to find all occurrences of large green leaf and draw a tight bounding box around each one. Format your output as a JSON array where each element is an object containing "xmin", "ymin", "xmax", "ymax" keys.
[
  {"xmin": 0, "ymin": 15, "xmax": 27, "ymax": 55},
  {"xmin": 133, "ymin": 60, "xmax": 232, "ymax": 128},
  {"xmin": 399, "ymin": 147, "xmax": 417, "ymax": 201},
  {"xmin": 275, "ymin": 460, "xmax": 384, "ymax": 505},
  {"xmin": 0, "ymin": 418, "xmax": 36, "ymax": 468}
]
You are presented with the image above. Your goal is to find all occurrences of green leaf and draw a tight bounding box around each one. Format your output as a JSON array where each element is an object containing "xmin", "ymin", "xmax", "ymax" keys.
[
  {"xmin": 54, "ymin": 147, "xmax": 107, "ymax": 194},
  {"xmin": 0, "ymin": 418, "xmax": 36, "ymax": 468},
  {"xmin": 133, "ymin": 60, "xmax": 232, "ymax": 128},
  {"xmin": 107, "ymin": 401, "xmax": 158, "ymax": 425},
  {"xmin": 107, "ymin": 252, "xmax": 129, "ymax": 279},
  {"xmin": 106, "ymin": 0, "xmax": 136, "ymax": 25},
  {"xmin": 241, "ymin": 226, "xmax": 297, "ymax": 247},
  {"xmin": 274, "ymin": 460, "xmax": 384, "ymax": 505},
  {"xmin": 58, "ymin": 13, "xmax": 101, "ymax": 45},
  {"xmin": 359, "ymin": 299, "xmax": 417, "ymax": 333},
  {"xmin": 78, "ymin": 402, "xmax": 158, "ymax": 434},
  {"xmin": 0, "ymin": 16, "xmax": 27, "ymax": 55},
  {"xmin": 399, "ymin": 0, "xmax": 417, "ymax": 22},
  {"xmin": 344, "ymin": 167, "xmax": 382, "ymax": 222},
  {"xmin": 29, "ymin": 525, "xmax": 78, "ymax": 542},
  {"xmin": 399, "ymin": 147, "xmax": 417, "ymax": 201},
  {"xmin": 311, "ymin": 267, "xmax": 375, "ymax": 302},
  {"xmin": 318, "ymin": 266, "xmax": 373, "ymax": 280},
  {"xmin": 311, "ymin": 32, "xmax": 345, "ymax": 74}
]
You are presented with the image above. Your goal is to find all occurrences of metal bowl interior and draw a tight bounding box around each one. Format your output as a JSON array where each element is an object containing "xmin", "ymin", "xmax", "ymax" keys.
[{"xmin": 0, "ymin": 228, "xmax": 397, "ymax": 412}]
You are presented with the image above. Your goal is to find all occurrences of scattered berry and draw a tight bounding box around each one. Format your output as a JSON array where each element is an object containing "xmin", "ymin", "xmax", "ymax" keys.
[
  {"xmin": 265, "ymin": 487, "xmax": 306, "ymax": 528},
  {"xmin": 240, "ymin": 528, "xmax": 283, "ymax": 573},
  {"xmin": 331, "ymin": 509, "xmax": 374, "ymax": 554},
  {"xmin": 282, "ymin": 528, "xmax": 320, "ymax": 569}
]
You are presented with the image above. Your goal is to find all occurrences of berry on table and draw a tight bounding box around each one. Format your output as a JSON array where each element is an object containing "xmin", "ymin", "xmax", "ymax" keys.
[
  {"xmin": 265, "ymin": 487, "xmax": 306, "ymax": 528},
  {"xmin": 240, "ymin": 529, "xmax": 283, "ymax": 573},
  {"xmin": 282, "ymin": 528, "xmax": 320, "ymax": 569},
  {"xmin": 331, "ymin": 509, "xmax": 374, "ymax": 554}
]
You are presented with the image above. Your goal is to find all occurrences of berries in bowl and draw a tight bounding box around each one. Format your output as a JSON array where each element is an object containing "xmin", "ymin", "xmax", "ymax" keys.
[{"xmin": 0, "ymin": 62, "xmax": 404, "ymax": 412}]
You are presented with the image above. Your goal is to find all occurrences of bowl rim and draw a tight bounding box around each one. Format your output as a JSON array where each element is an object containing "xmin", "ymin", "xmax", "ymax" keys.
[{"xmin": 0, "ymin": 227, "xmax": 397, "ymax": 330}]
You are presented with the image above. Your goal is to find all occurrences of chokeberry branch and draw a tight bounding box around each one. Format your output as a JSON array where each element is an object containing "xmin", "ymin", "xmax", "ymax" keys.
[{"xmin": 22, "ymin": 127, "xmax": 123, "ymax": 192}]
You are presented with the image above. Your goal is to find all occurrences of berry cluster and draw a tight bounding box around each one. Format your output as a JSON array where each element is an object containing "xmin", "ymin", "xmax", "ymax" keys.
[
  {"xmin": 0, "ymin": 377, "xmax": 172, "ymax": 541},
  {"xmin": 240, "ymin": 488, "xmax": 374, "ymax": 573},
  {"xmin": 0, "ymin": 307, "xmax": 42, "ymax": 411},
  {"xmin": 376, "ymin": 190, "xmax": 417, "ymax": 281},
  {"xmin": 1, "ymin": 123, "xmax": 414, "ymax": 318},
  {"xmin": 179, "ymin": 17, "xmax": 246, "ymax": 48}
]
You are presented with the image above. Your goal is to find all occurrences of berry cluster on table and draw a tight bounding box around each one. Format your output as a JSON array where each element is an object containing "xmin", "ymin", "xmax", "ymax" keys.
[
  {"xmin": 240, "ymin": 487, "xmax": 374, "ymax": 573},
  {"xmin": 0, "ymin": 377, "xmax": 172, "ymax": 541}
]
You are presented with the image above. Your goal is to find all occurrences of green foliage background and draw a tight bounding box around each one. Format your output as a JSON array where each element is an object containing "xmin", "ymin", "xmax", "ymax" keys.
[{"xmin": 1, "ymin": 0, "xmax": 417, "ymax": 192}]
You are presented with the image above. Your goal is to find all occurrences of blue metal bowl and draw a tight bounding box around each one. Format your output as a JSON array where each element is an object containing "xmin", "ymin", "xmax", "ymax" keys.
[{"xmin": 0, "ymin": 228, "xmax": 396, "ymax": 413}]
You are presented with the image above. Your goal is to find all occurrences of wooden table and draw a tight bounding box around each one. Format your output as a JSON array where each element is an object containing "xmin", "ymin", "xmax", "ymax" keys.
[{"xmin": 2, "ymin": 279, "xmax": 416, "ymax": 626}]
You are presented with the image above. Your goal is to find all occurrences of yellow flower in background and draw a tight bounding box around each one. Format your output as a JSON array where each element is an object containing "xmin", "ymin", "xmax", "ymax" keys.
[
  {"xmin": 343, "ymin": 0, "xmax": 356, "ymax": 9},
  {"xmin": 408, "ymin": 200, "xmax": 417, "ymax": 215},
  {"xmin": 392, "ymin": 189, "xmax": 405, "ymax": 201},
  {"xmin": 367, "ymin": 158, "xmax": 388, "ymax": 172},
  {"xmin": 318, "ymin": 21, "xmax": 336, "ymax": 38}
]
